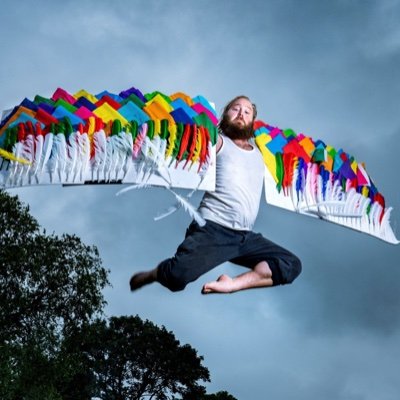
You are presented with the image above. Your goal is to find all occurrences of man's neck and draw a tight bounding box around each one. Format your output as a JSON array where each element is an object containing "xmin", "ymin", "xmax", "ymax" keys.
[{"xmin": 232, "ymin": 138, "xmax": 253, "ymax": 151}]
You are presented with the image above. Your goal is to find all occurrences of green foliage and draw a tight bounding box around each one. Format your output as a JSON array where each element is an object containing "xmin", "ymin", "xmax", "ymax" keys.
[
  {"xmin": 0, "ymin": 189, "xmax": 109, "ymax": 398},
  {"xmin": 0, "ymin": 190, "xmax": 236, "ymax": 399},
  {"xmin": 0, "ymin": 190, "xmax": 109, "ymax": 345},
  {"xmin": 202, "ymin": 390, "xmax": 238, "ymax": 400},
  {"xmin": 78, "ymin": 315, "xmax": 210, "ymax": 400}
]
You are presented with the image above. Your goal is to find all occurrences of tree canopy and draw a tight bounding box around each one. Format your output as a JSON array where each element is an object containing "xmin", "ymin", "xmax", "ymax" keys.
[
  {"xmin": 0, "ymin": 189, "xmax": 109, "ymax": 399},
  {"xmin": 77, "ymin": 315, "xmax": 211, "ymax": 400},
  {"xmin": 0, "ymin": 189, "xmax": 109, "ymax": 345},
  {"xmin": 0, "ymin": 189, "xmax": 236, "ymax": 399}
]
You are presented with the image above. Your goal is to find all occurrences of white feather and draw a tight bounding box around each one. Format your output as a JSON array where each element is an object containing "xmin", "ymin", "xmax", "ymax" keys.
[
  {"xmin": 76, "ymin": 132, "xmax": 90, "ymax": 181},
  {"xmin": 66, "ymin": 131, "xmax": 79, "ymax": 182},
  {"xmin": 121, "ymin": 131, "xmax": 134, "ymax": 179},
  {"xmin": 165, "ymin": 187, "xmax": 205, "ymax": 226},
  {"xmin": 55, "ymin": 133, "xmax": 68, "ymax": 182},
  {"xmin": 105, "ymin": 135, "xmax": 116, "ymax": 182},
  {"xmin": 151, "ymin": 152, "xmax": 207, "ymax": 222},
  {"xmin": 6, "ymin": 142, "xmax": 23, "ymax": 185},
  {"xmin": 30, "ymin": 134, "xmax": 43, "ymax": 183},
  {"xmin": 46, "ymin": 146, "xmax": 57, "ymax": 183},
  {"xmin": 19, "ymin": 134, "xmax": 35, "ymax": 184},
  {"xmin": 46, "ymin": 133, "xmax": 67, "ymax": 183},
  {"xmin": 141, "ymin": 136, "xmax": 173, "ymax": 185},
  {"xmin": 113, "ymin": 133, "xmax": 132, "ymax": 180},
  {"xmin": 154, "ymin": 203, "xmax": 181, "ymax": 221},
  {"xmin": 115, "ymin": 182, "xmax": 153, "ymax": 196},
  {"xmin": 39, "ymin": 132, "xmax": 54, "ymax": 177},
  {"xmin": 92, "ymin": 130, "xmax": 107, "ymax": 181}
]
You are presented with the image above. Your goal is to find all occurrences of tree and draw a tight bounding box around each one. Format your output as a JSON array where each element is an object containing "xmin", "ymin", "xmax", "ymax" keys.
[
  {"xmin": 80, "ymin": 315, "xmax": 211, "ymax": 400},
  {"xmin": 202, "ymin": 391, "xmax": 238, "ymax": 400},
  {"xmin": 0, "ymin": 190, "xmax": 237, "ymax": 399},
  {"xmin": 0, "ymin": 189, "xmax": 109, "ymax": 399}
]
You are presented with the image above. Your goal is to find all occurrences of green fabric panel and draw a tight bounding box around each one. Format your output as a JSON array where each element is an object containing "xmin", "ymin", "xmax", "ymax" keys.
[
  {"xmin": 33, "ymin": 95, "xmax": 54, "ymax": 106},
  {"xmin": 120, "ymin": 94, "xmax": 145, "ymax": 109}
]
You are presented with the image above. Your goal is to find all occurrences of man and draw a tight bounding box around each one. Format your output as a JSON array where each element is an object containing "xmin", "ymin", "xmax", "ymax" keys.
[{"xmin": 130, "ymin": 96, "xmax": 301, "ymax": 294}]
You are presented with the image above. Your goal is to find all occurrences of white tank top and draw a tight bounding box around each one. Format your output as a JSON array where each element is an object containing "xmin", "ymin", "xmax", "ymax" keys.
[{"xmin": 198, "ymin": 135, "xmax": 265, "ymax": 230}]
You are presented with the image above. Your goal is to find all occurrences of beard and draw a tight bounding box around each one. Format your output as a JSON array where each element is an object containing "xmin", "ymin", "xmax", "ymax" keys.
[{"xmin": 218, "ymin": 116, "xmax": 254, "ymax": 140}]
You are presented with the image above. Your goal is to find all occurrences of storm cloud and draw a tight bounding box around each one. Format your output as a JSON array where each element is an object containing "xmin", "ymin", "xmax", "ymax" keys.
[{"xmin": 1, "ymin": 1, "xmax": 400, "ymax": 399}]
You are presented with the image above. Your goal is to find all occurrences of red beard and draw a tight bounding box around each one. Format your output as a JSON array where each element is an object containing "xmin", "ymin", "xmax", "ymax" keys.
[{"xmin": 218, "ymin": 116, "xmax": 254, "ymax": 140}]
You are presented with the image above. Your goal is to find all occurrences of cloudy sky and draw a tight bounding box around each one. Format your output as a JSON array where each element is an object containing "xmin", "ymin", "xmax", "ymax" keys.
[{"xmin": 1, "ymin": 0, "xmax": 400, "ymax": 398}]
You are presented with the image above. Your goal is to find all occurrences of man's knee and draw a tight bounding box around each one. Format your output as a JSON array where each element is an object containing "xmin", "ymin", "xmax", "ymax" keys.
[
  {"xmin": 165, "ymin": 275, "xmax": 188, "ymax": 292},
  {"xmin": 157, "ymin": 261, "xmax": 190, "ymax": 292},
  {"xmin": 286, "ymin": 254, "xmax": 302, "ymax": 284},
  {"xmin": 271, "ymin": 254, "xmax": 302, "ymax": 286}
]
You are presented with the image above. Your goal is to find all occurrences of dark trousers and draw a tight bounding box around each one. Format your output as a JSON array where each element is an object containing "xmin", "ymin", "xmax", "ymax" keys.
[{"xmin": 157, "ymin": 220, "xmax": 302, "ymax": 292}]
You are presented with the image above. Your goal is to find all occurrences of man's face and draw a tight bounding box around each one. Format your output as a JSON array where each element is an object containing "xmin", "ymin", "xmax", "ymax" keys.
[
  {"xmin": 220, "ymin": 97, "xmax": 254, "ymax": 140},
  {"xmin": 226, "ymin": 98, "xmax": 254, "ymax": 129}
]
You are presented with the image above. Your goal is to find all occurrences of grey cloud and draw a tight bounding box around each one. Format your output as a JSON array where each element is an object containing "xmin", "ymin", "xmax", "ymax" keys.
[{"xmin": 2, "ymin": 1, "xmax": 400, "ymax": 399}]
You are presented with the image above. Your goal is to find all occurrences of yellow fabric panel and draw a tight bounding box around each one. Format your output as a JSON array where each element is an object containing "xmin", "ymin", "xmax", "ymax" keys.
[
  {"xmin": 165, "ymin": 122, "xmax": 177, "ymax": 159},
  {"xmin": 143, "ymin": 102, "xmax": 175, "ymax": 125},
  {"xmin": 170, "ymin": 92, "xmax": 194, "ymax": 106},
  {"xmin": 191, "ymin": 127, "xmax": 202, "ymax": 164},
  {"xmin": 93, "ymin": 103, "xmax": 129, "ymax": 127},
  {"xmin": 351, "ymin": 160, "xmax": 358, "ymax": 174},
  {"xmin": 154, "ymin": 119, "xmax": 161, "ymax": 137},
  {"xmin": 145, "ymin": 94, "xmax": 173, "ymax": 112},
  {"xmin": 255, "ymin": 134, "xmax": 278, "ymax": 183},
  {"xmin": 73, "ymin": 89, "xmax": 99, "ymax": 103},
  {"xmin": 362, "ymin": 186, "xmax": 369, "ymax": 197},
  {"xmin": 86, "ymin": 117, "xmax": 96, "ymax": 135}
]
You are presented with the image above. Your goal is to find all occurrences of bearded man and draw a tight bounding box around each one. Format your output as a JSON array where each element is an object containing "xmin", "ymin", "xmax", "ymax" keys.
[{"xmin": 130, "ymin": 96, "xmax": 302, "ymax": 294}]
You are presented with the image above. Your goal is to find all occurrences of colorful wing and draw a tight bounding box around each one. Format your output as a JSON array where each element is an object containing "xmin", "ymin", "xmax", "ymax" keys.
[
  {"xmin": 0, "ymin": 87, "xmax": 217, "ymax": 191},
  {"xmin": 254, "ymin": 120, "xmax": 399, "ymax": 245}
]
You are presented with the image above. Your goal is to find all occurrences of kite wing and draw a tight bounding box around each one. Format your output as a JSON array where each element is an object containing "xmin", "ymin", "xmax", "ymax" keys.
[
  {"xmin": 254, "ymin": 121, "xmax": 399, "ymax": 244},
  {"xmin": 0, "ymin": 87, "xmax": 217, "ymax": 191}
]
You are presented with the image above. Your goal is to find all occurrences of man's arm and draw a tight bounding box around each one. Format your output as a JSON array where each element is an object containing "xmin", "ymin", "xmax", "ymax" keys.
[{"xmin": 216, "ymin": 135, "xmax": 223, "ymax": 153}]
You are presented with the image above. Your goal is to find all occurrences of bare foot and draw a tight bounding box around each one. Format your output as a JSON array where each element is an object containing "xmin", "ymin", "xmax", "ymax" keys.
[
  {"xmin": 202, "ymin": 274, "xmax": 237, "ymax": 294},
  {"xmin": 201, "ymin": 262, "xmax": 274, "ymax": 294},
  {"xmin": 130, "ymin": 268, "xmax": 157, "ymax": 291}
]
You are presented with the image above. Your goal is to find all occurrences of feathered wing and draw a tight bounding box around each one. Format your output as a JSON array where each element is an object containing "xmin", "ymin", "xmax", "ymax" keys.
[
  {"xmin": 254, "ymin": 120, "xmax": 399, "ymax": 244},
  {"xmin": 0, "ymin": 86, "xmax": 217, "ymax": 193},
  {"xmin": 0, "ymin": 87, "xmax": 218, "ymax": 223},
  {"xmin": 1, "ymin": 86, "xmax": 397, "ymax": 244}
]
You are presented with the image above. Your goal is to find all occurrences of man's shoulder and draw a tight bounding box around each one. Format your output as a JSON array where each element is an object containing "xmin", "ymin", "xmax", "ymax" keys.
[{"xmin": 216, "ymin": 134, "xmax": 224, "ymax": 153}]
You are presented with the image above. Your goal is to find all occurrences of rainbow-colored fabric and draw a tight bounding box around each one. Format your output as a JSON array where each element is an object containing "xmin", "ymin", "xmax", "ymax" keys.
[
  {"xmin": 254, "ymin": 120, "xmax": 398, "ymax": 244},
  {"xmin": 0, "ymin": 87, "xmax": 397, "ymax": 243},
  {"xmin": 0, "ymin": 86, "xmax": 218, "ymax": 190}
]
